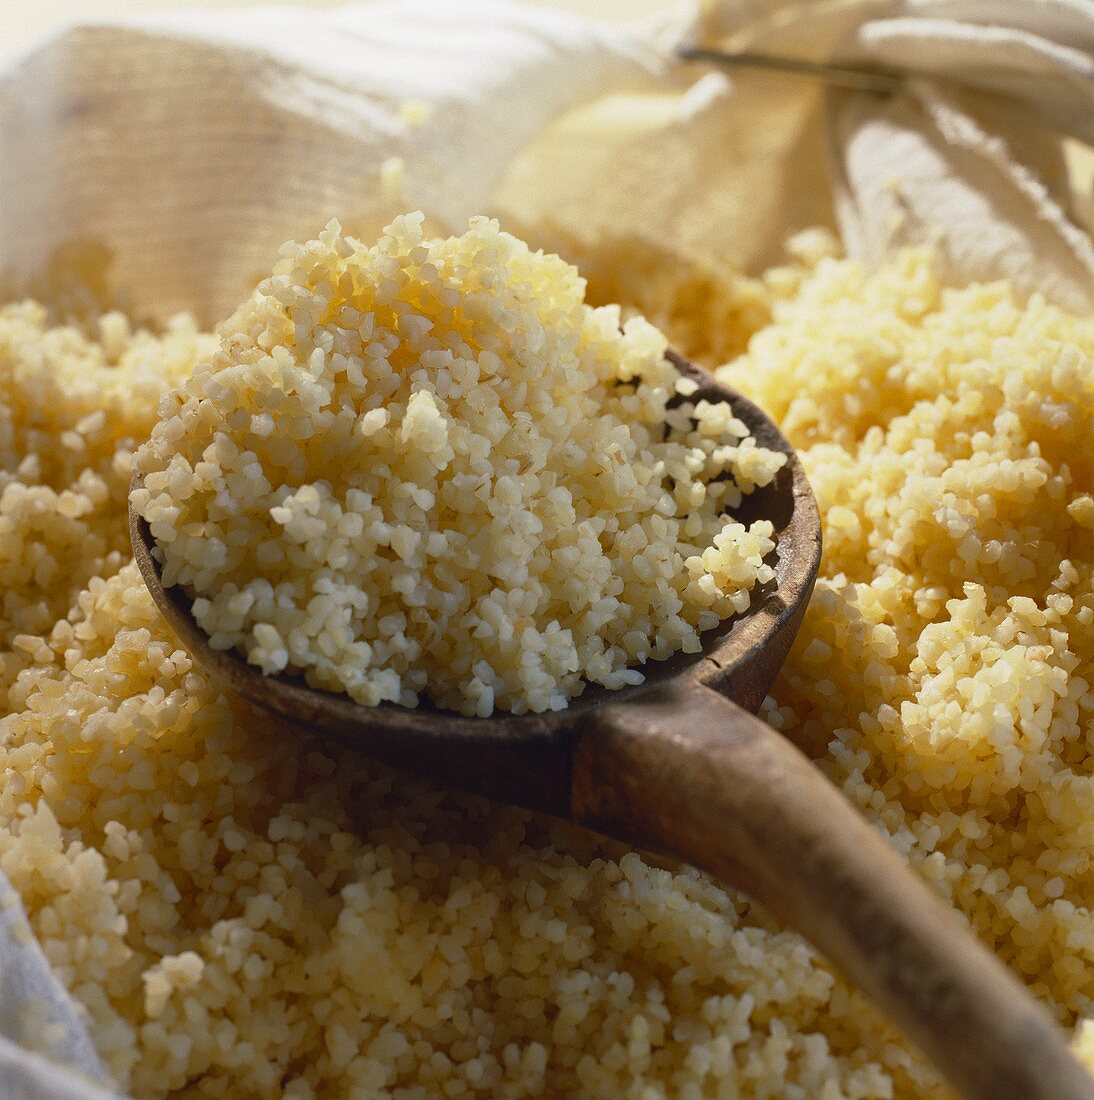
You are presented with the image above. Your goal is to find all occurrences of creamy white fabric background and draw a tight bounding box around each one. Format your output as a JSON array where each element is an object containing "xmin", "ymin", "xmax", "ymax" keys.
[
  {"xmin": 0, "ymin": 0, "xmax": 664, "ymax": 59},
  {"xmin": 2, "ymin": 0, "xmax": 1090, "ymax": 321}
]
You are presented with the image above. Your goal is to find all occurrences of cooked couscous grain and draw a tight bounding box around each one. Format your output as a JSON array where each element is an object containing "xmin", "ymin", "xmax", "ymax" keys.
[
  {"xmin": 132, "ymin": 215, "xmax": 783, "ymax": 716},
  {"xmin": 515, "ymin": 222, "xmax": 774, "ymax": 368},
  {"xmin": 0, "ymin": 303, "xmax": 214, "ymax": 697},
  {"xmin": 0, "ymin": 237, "xmax": 1090, "ymax": 1098}
]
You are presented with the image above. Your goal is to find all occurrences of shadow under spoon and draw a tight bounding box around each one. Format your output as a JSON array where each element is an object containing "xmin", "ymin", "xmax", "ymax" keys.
[{"xmin": 130, "ymin": 350, "xmax": 1092, "ymax": 1100}]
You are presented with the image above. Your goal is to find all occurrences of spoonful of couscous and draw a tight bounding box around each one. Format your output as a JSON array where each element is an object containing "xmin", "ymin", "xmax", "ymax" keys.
[{"xmin": 129, "ymin": 215, "xmax": 1093, "ymax": 1100}]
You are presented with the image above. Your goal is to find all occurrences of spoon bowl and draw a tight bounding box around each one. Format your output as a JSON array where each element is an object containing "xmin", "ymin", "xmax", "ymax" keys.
[
  {"xmin": 130, "ymin": 350, "xmax": 1092, "ymax": 1100},
  {"xmin": 131, "ymin": 352, "xmax": 814, "ymax": 811}
]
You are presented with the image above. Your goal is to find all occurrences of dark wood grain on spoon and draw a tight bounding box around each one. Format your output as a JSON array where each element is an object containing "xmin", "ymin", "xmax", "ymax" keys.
[{"xmin": 130, "ymin": 350, "xmax": 1093, "ymax": 1100}]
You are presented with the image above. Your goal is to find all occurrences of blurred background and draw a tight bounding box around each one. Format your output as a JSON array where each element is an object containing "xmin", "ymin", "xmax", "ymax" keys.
[{"xmin": 0, "ymin": 0, "xmax": 670, "ymax": 60}]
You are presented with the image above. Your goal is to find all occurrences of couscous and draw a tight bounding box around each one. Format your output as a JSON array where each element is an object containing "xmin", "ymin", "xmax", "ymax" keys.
[
  {"xmin": 132, "ymin": 215, "xmax": 783, "ymax": 716},
  {"xmin": 0, "ymin": 229, "xmax": 1090, "ymax": 1098}
]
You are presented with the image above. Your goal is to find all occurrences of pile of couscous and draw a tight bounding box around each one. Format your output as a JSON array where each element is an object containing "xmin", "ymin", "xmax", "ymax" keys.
[
  {"xmin": 132, "ymin": 215, "xmax": 783, "ymax": 716},
  {"xmin": 0, "ymin": 226, "xmax": 1090, "ymax": 1099}
]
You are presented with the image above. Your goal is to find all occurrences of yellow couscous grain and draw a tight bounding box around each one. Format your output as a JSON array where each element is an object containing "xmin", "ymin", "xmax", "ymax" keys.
[
  {"xmin": 133, "ymin": 215, "xmax": 783, "ymax": 716},
  {"xmin": 0, "ymin": 236, "xmax": 1089, "ymax": 1098}
]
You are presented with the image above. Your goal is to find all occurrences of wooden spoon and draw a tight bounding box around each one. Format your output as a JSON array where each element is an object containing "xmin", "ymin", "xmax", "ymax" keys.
[{"xmin": 130, "ymin": 351, "xmax": 1092, "ymax": 1100}]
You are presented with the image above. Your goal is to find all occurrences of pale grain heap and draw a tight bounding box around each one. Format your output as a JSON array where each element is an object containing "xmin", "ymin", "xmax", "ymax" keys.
[
  {"xmin": 132, "ymin": 214, "xmax": 783, "ymax": 716},
  {"xmin": 0, "ymin": 231, "xmax": 1090, "ymax": 1099}
]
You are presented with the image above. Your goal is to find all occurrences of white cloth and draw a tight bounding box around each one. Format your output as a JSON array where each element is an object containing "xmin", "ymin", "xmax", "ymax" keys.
[
  {"xmin": 833, "ymin": 0, "xmax": 1094, "ymax": 311},
  {"xmin": 0, "ymin": 878, "xmax": 111, "ymax": 1097},
  {"xmin": 0, "ymin": 0, "xmax": 666, "ymax": 325},
  {"xmin": 0, "ymin": 1, "xmax": 1090, "ymax": 1096}
]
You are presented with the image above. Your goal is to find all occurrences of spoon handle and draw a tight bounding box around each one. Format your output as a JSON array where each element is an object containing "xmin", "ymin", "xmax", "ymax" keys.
[{"xmin": 572, "ymin": 679, "xmax": 1093, "ymax": 1100}]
